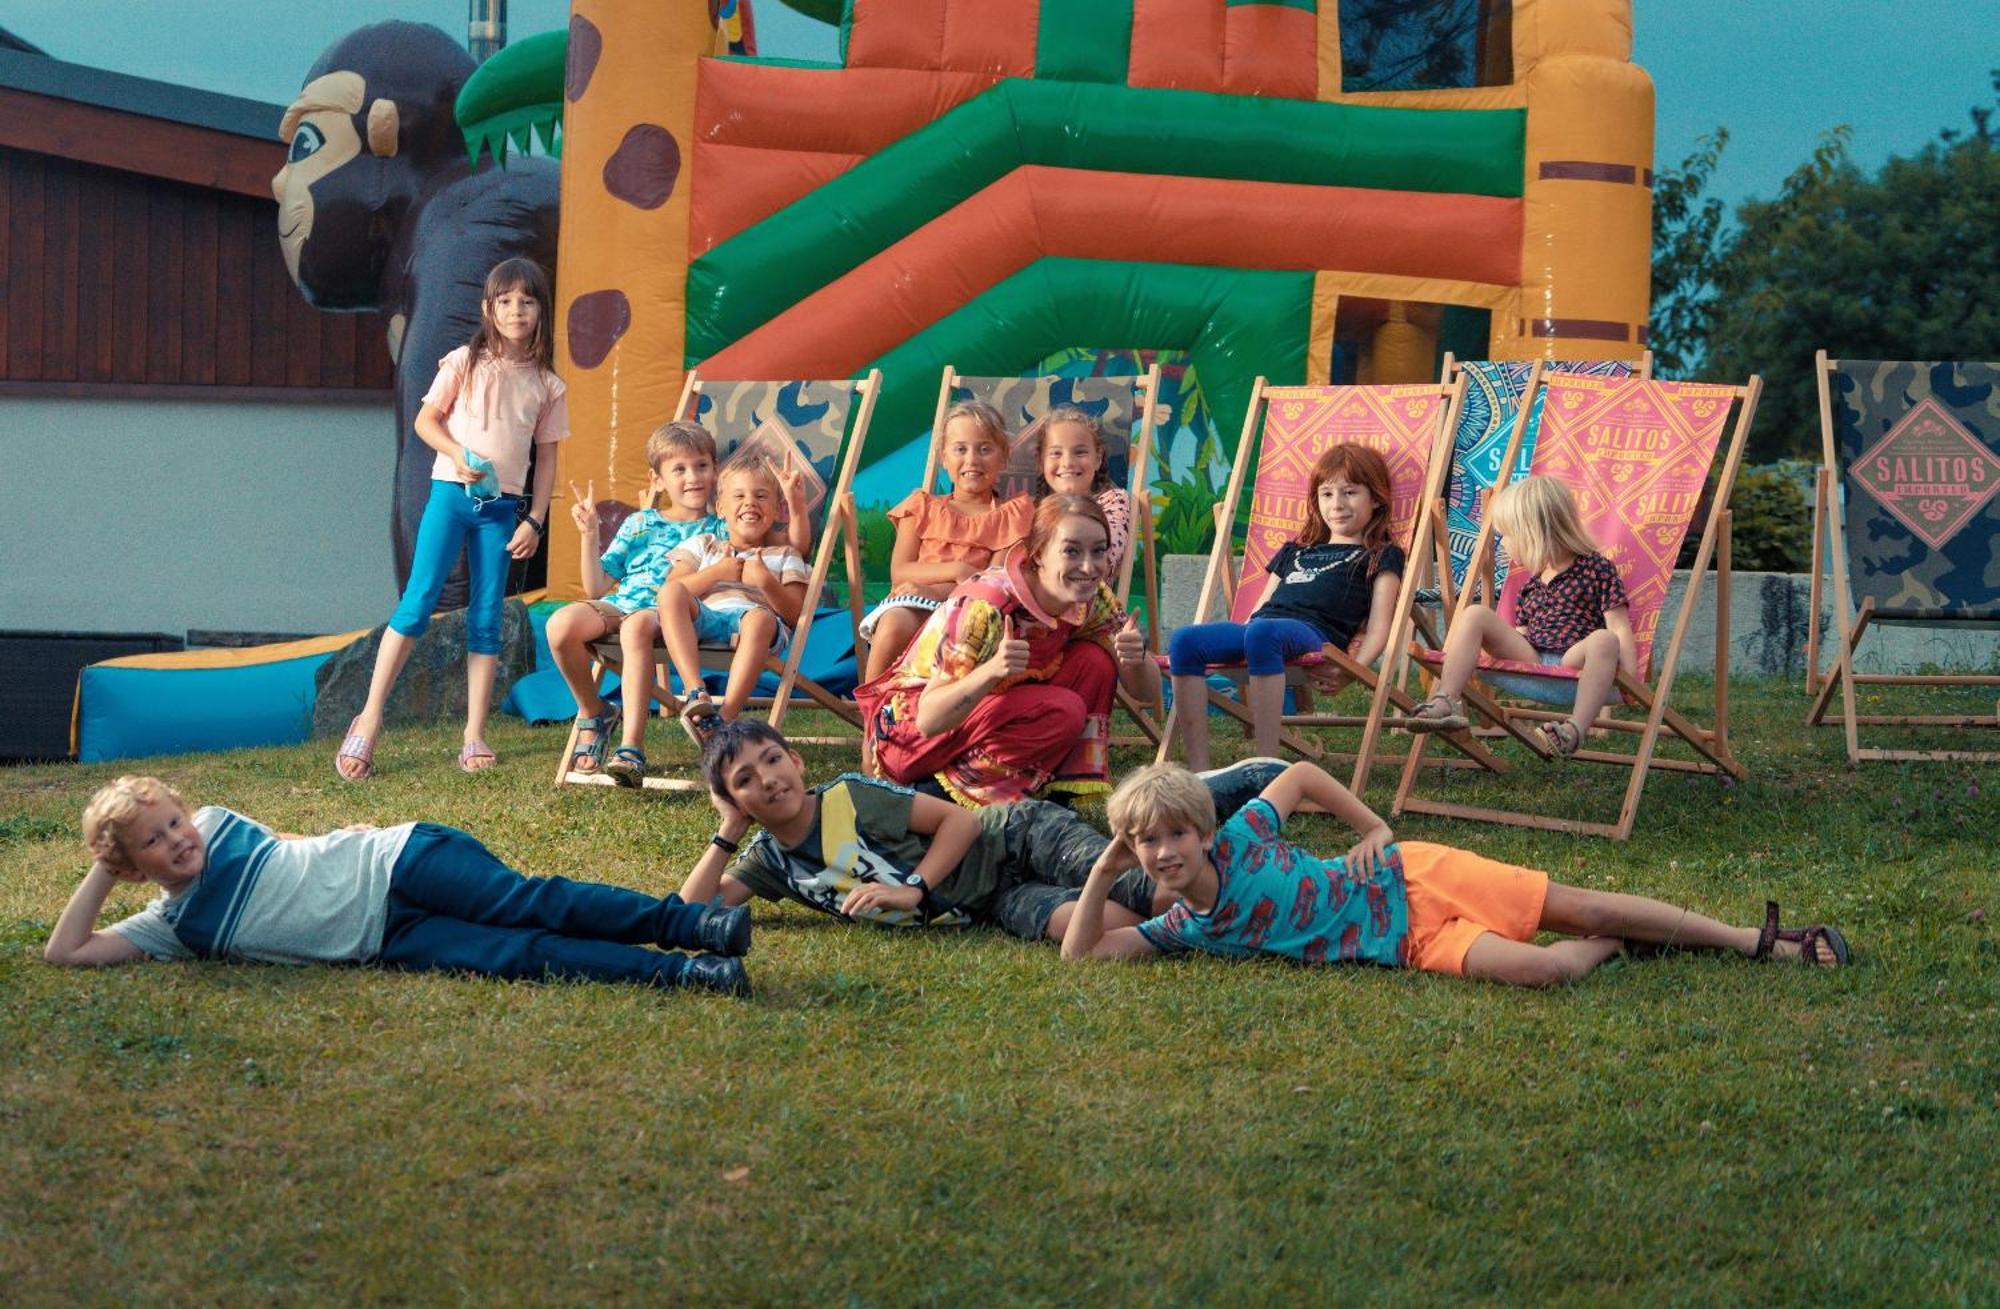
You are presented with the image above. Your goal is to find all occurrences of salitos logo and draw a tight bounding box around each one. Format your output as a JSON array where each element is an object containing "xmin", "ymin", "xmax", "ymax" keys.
[{"xmin": 1853, "ymin": 398, "xmax": 2000, "ymax": 550}]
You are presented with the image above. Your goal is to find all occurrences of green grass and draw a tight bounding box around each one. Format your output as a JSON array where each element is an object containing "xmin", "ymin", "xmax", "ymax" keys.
[{"xmin": 2, "ymin": 682, "xmax": 1995, "ymax": 1304}]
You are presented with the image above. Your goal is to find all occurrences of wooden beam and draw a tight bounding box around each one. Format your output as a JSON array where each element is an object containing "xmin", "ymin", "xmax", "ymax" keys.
[{"xmin": 0, "ymin": 89, "xmax": 279, "ymax": 199}]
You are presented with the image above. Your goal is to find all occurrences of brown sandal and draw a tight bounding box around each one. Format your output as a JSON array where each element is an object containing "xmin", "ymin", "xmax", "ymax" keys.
[
  {"xmin": 1407, "ymin": 693, "xmax": 1468, "ymax": 733},
  {"xmin": 1537, "ymin": 720, "xmax": 1582, "ymax": 758},
  {"xmin": 1751, "ymin": 901, "xmax": 1850, "ymax": 968}
]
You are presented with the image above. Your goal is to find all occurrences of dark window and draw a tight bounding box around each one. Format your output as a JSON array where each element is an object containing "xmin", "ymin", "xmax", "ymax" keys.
[{"xmin": 1338, "ymin": 0, "xmax": 1512, "ymax": 92}]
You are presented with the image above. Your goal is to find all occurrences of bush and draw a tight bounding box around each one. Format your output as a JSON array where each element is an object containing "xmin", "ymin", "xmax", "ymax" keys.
[{"xmin": 1726, "ymin": 460, "xmax": 1813, "ymax": 571}]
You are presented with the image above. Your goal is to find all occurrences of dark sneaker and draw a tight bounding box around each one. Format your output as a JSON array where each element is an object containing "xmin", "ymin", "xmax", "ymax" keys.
[
  {"xmin": 1198, "ymin": 757, "xmax": 1289, "ymax": 823},
  {"xmin": 695, "ymin": 897, "xmax": 752, "ymax": 956},
  {"xmin": 679, "ymin": 953, "xmax": 751, "ymax": 999}
]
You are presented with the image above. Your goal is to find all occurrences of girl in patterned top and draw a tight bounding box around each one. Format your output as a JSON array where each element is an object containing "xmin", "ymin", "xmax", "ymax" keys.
[
  {"xmin": 1166, "ymin": 444, "xmax": 1405, "ymax": 771},
  {"xmin": 1035, "ymin": 405, "xmax": 1132, "ymax": 569},
  {"xmin": 1410, "ymin": 475, "xmax": 1636, "ymax": 757}
]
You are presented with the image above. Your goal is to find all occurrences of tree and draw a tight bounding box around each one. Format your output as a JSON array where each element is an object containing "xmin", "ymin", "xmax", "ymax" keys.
[
  {"xmin": 1647, "ymin": 129, "xmax": 1730, "ymax": 379},
  {"xmin": 1700, "ymin": 75, "xmax": 2000, "ymax": 461}
]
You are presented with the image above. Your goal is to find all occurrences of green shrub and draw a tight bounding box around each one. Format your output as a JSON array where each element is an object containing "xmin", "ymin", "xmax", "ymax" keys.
[{"xmin": 1727, "ymin": 461, "xmax": 1813, "ymax": 571}]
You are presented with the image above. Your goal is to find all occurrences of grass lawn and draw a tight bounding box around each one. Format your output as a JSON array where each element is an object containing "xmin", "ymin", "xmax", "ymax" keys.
[{"xmin": 2, "ymin": 680, "xmax": 1994, "ymax": 1304}]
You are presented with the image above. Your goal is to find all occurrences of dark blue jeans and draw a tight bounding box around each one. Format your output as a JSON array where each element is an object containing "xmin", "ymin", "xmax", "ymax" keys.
[
  {"xmin": 378, "ymin": 825, "xmax": 701, "ymax": 986},
  {"xmin": 1168, "ymin": 618, "xmax": 1326, "ymax": 677}
]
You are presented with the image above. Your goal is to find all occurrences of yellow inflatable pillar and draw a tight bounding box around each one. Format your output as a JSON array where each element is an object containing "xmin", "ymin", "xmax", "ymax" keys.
[
  {"xmin": 1362, "ymin": 302, "xmax": 1438, "ymax": 384},
  {"xmin": 1501, "ymin": 0, "xmax": 1652, "ymax": 363},
  {"xmin": 550, "ymin": 2, "xmax": 715, "ymax": 598}
]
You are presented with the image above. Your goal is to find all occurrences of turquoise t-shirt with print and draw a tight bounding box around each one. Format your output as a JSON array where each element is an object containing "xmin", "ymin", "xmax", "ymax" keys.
[
  {"xmin": 599, "ymin": 510, "xmax": 723, "ymax": 613},
  {"xmin": 1135, "ymin": 798, "xmax": 1411, "ymax": 966}
]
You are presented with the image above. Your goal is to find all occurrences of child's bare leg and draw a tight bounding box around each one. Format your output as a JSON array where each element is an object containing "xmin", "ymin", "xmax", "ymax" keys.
[
  {"xmin": 547, "ymin": 604, "xmax": 615, "ymax": 718},
  {"xmin": 1247, "ymin": 672, "xmax": 1286, "ymax": 758},
  {"xmin": 616, "ymin": 610, "xmax": 663, "ymax": 749},
  {"xmin": 866, "ymin": 607, "xmax": 921, "ymax": 681},
  {"xmin": 1540, "ymin": 881, "xmax": 1836, "ymax": 964},
  {"xmin": 1437, "ymin": 603, "xmax": 1537, "ymax": 695},
  {"xmin": 1461, "ymin": 932, "xmax": 1625, "ymax": 987},
  {"xmin": 1173, "ymin": 673, "xmax": 1214, "ymax": 771},
  {"xmin": 464, "ymin": 652, "xmax": 498, "ymax": 746},
  {"xmin": 337, "ymin": 629, "xmax": 416, "ymax": 778},
  {"xmin": 1561, "ymin": 629, "xmax": 1622, "ymax": 735},
  {"xmin": 658, "ymin": 580, "xmax": 708, "ymax": 703},
  {"xmin": 721, "ymin": 610, "xmax": 778, "ymax": 720}
]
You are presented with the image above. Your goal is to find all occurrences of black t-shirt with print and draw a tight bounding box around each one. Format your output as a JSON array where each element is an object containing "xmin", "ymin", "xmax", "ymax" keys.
[{"xmin": 1255, "ymin": 542, "xmax": 1405, "ymax": 648}]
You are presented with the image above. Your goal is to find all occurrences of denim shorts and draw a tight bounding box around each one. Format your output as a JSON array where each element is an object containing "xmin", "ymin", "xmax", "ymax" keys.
[
  {"xmin": 694, "ymin": 603, "xmax": 791, "ymax": 658},
  {"xmin": 1482, "ymin": 649, "xmax": 1573, "ymax": 705}
]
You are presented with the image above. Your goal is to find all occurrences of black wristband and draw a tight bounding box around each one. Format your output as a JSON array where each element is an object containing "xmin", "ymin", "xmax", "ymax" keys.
[
  {"xmin": 524, "ymin": 514, "xmax": 545, "ymax": 535},
  {"xmin": 710, "ymin": 832, "xmax": 740, "ymax": 854}
]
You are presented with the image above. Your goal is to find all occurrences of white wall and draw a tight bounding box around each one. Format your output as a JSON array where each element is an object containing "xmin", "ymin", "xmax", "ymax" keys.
[{"xmin": 0, "ymin": 395, "xmax": 400, "ymax": 637}]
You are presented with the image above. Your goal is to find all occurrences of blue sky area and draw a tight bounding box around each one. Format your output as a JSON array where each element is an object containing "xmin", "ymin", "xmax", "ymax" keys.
[{"xmin": 5, "ymin": 1, "xmax": 1992, "ymax": 214}]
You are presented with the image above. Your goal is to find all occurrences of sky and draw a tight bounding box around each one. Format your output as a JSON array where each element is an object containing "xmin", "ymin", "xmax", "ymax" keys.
[{"xmin": 4, "ymin": 0, "xmax": 1993, "ymax": 214}]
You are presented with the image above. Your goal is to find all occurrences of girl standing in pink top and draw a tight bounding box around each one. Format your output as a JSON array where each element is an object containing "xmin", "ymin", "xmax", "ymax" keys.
[{"xmin": 335, "ymin": 258, "xmax": 569, "ymax": 780}]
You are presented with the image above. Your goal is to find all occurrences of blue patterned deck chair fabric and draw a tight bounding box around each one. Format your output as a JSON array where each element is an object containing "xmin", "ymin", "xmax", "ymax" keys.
[
  {"xmin": 1443, "ymin": 359, "xmax": 1636, "ymax": 597},
  {"xmin": 689, "ymin": 378, "xmax": 860, "ymax": 514},
  {"xmin": 938, "ymin": 373, "xmax": 1154, "ymax": 507},
  {"xmin": 1828, "ymin": 360, "xmax": 2000, "ymax": 622}
]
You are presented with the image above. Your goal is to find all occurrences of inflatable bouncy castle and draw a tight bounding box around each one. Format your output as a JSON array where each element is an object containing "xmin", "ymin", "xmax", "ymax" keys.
[{"xmin": 551, "ymin": 0, "xmax": 1655, "ymax": 597}]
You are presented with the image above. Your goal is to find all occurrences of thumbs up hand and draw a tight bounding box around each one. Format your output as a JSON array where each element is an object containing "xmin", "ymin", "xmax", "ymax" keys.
[
  {"xmin": 1112, "ymin": 612, "xmax": 1146, "ymax": 670},
  {"xmin": 984, "ymin": 613, "xmax": 1031, "ymax": 682}
]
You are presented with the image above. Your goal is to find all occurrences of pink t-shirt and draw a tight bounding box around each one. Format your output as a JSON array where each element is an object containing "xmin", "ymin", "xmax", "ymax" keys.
[{"xmin": 423, "ymin": 346, "xmax": 570, "ymax": 496}]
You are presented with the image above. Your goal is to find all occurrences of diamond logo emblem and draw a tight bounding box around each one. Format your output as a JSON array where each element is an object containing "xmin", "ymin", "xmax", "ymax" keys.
[{"xmin": 1851, "ymin": 397, "xmax": 2000, "ymax": 550}]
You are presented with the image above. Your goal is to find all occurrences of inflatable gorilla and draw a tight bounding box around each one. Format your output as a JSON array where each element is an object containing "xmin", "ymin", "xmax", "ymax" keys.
[{"xmin": 273, "ymin": 21, "xmax": 560, "ymax": 599}]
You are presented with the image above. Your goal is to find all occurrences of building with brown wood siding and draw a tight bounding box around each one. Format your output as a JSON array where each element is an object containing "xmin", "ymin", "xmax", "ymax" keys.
[{"xmin": 0, "ymin": 43, "xmax": 401, "ymax": 650}]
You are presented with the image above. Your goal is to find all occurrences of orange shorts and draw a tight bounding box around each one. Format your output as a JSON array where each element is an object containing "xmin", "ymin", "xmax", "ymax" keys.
[{"xmin": 1399, "ymin": 841, "xmax": 1550, "ymax": 976}]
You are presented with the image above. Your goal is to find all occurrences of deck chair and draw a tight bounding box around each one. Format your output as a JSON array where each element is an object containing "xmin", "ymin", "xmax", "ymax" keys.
[
  {"xmin": 1437, "ymin": 353, "xmax": 1653, "ymax": 606},
  {"xmin": 926, "ymin": 364, "xmax": 1167, "ymax": 743},
  {"xmin": 1805, "ymin": 353, "xmax": 2000, "ymax": 763},
  {"xmin": 1157, "ymin": 375, "xmax": 1502, "ymax": 793},
  {"xmin": 553, "ymin": 369, "xmax": 881, "ymax": 790},
  {"xmin": 1393, "ymin": 369, "xmax": 1761, "ymax": 839}
]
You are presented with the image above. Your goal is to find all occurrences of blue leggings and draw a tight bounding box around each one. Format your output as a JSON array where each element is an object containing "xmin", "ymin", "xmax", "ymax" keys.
[
  {"xmin": 1168, "ymin": 618, "xmax": 1327, "ymax": 677},
  {"xmin": 388, "ymin": 481, "xmax": 518, "ymax": 655},
  {"xmin": 378, "ymin": 825, "xmax": 702, "ymax": 987}
]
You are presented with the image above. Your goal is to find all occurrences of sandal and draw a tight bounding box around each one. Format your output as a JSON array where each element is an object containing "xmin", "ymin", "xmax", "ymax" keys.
[
  {"xmin": 1751, "ymin": 900, "xmax": 1850, "ymax": 969},
  {"xmin": 679, "ymin": 693, "xmax": 723, "ymax": 748},
  {"xmin": 1406, "ymin": 694, "xmax": 1468, "ymax": 733},
  {"xmin": 570, "ymin": 708, "xmax": 621, "ymax": 774},
  {"xmin": 1537, "ymin": 719, "xmax": 1582, "ymax": 759},
  {"xmin": 605, "ymin": 745, "xmax": 648, "ymax": 788},
  {"xmin": 458, "ymin": 740, "xmax": 498, "ymax": 774},
  {"xmin": 334, "ymin": 717, "xmax": 376, "ymax": 781}
]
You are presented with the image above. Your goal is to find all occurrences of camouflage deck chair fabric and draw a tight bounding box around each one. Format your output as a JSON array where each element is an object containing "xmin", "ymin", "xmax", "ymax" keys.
[
  {"xmin": 1441, "ymin": 358, "xmax": 1639, "ymax": 600},
  {"xmin": 1806, "ymin": 356, "xmax": 2000, "ymax": 764},
  {"xmin": 926, "ymin": 367, "xmax": 1163, "ymax": 619},
  {"xmin": 554, "ymin": 372, "xmax": 880, "ymax": 790}
]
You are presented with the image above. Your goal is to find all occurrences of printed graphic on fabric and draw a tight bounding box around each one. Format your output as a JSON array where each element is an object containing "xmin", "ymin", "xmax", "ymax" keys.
[
  {"xmin": 953, "ymin": 375, "xmax": 1141, "ymax": 499},
  {"xmin": 1233, "ymin": 385, "xmax": 1443, "ymax": 624},
  {"xmin": 1852, "ymin": 397, "xmax": 2000, "ymax": 551},
  {"xmin": 802, "ymin": 785, "xmax": 971, "ymax": 928},
  {"xmin": 733, "ymin": 418, "xmax": 830, "ymax": 518},
  {"xmin": 1499, "ymin": 378, "xmax": 1732, "ymax": 674}
]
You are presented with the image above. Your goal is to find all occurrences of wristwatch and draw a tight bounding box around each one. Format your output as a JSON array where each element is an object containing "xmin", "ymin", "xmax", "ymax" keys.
[{"xmin": 710, "ymin": 832, "xmax": 740, "ymax": 854}]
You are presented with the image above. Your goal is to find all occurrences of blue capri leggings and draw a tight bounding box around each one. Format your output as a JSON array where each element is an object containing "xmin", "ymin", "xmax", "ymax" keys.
[
  {"xmin": 389, "ymin": 481, "xmax": 518, "ymax": 655},
  {"xmin": 1168, "ymin": 618, "xmax": 1327, "ymax": 677}
]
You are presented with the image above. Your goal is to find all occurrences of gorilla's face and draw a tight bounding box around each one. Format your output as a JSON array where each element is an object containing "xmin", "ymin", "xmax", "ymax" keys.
[{"xmin": 273, "ymin": 71, "xmax": 388, "ymax": 309}]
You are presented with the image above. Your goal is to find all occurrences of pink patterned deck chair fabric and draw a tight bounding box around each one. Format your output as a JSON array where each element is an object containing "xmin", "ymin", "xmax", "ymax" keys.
[
  {"xmin": 1828, "ymin": 360, "xmax": 2000, "ymax": 622},
  {"xmin": 1231, "ymin": 384, "xmax": 1448, "ymax": 632},
  {"xmin": 1444, "ymin": 359, "xmax": 1636, "ymax": 596},
  {"xmin": 1450, "ymin": 376, "xmax": 1735, "ymax": 695}
]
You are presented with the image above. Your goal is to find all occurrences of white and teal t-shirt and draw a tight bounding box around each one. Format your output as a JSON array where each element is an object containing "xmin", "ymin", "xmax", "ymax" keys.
[{"xmin": 108, "ymin": 807, "xmax": 416, "ymax": 964}]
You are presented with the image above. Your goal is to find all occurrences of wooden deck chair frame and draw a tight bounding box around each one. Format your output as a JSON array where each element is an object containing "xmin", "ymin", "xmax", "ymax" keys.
[
  {"xmin": 554, "ymin": 368, "xmax": 882, "ymax": 791},
  {"xmin": 923, "ymin": 363, "xmax": 1168, "ymax": 746},
  {"xmin": 1392, "ymin": 365, "xmax": 1761, "ymax": 840},
  {"xmin": 1155, "ymin": 373, "xmax": 1508, "ymax": 794},
  {"xmin": 1804, "ymin": 351, "xmax": 2000, "ymax": 764}
]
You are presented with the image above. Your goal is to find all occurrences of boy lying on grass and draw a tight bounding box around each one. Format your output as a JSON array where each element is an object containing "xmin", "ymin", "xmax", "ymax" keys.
[
  {"xmin": 1063, "ymin": 761, "xmax": 1850, "ymax": 984},
  {"xmin": 45, "ymin": 776, "xmax": 751, "ymax": 996},
  {"xmin": 682, "ymin": 720, "xmax": 1284, "ymax": 942}
]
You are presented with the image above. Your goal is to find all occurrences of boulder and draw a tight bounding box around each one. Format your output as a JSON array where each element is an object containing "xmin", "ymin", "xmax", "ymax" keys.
[{"xmin": 313, "ymin": 600, "xmax": 536, "ymax": 737}]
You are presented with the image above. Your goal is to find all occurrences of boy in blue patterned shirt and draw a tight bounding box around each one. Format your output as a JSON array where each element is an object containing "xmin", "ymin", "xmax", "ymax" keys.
[
  {"xmin": 547, "ymin": 421, "xmax": 807, "ymax": 785},
  {"xmin": 1063, "ymin": 761, "xmax": 1850, "ymax": 983}
]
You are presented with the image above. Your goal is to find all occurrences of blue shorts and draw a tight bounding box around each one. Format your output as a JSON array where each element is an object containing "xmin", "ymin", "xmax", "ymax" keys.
[
  {"xmin": 1482, "ymin": 650, "xmax": 1574, "ymax": 705},
  {"xmin": 694, "ymin": 603, "xmax": 790, "ymax": 658}
]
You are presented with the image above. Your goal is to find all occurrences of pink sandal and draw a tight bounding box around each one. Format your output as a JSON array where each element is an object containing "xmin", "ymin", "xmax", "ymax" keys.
[
  {"xmin": 334, "ymin": 718, "xmax": 376, "ymax": 781},
  {"xmin": 458, "ymin": 740, "xmax": 498, "ymax": 773}
]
